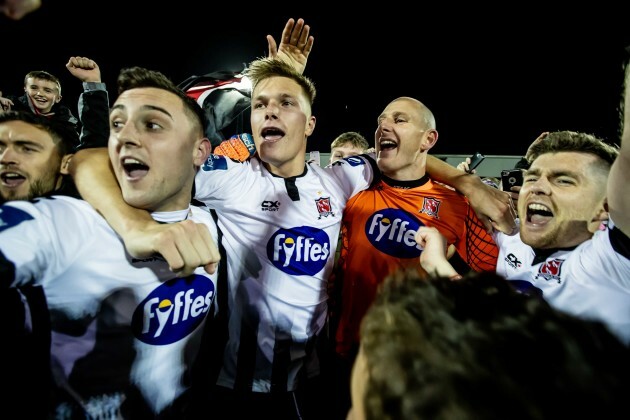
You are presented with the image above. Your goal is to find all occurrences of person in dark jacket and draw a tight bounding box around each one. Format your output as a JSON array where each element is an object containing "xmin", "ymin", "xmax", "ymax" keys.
[{"xmin": 0, "ymin": 70, "xmax": 78, "ymax": 127}]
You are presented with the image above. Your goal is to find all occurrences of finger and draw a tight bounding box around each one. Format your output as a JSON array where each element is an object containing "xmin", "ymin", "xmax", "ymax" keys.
[
  {"xmin": 185, "ymin": 221, "xmax": 221, "ymax": 271},
  {"xmin": 171, "ymin": 220, "xmax": 221, "ymax": 277},
  {"xmin": 204, "ymin": 262, "xmax": 218, "ymax": 275},
  {"xmin": 266, "ymin": 34, "xmax": 278, "ymax": 58},
  {"xmin": 297, "ymin": 22, "xmax": 310, "ymax": 47},
  {"xmin": 156, "ymin": 239, "xmax": 187, "ymax": 274},
  {"xmin": 281, "ymin": 18, "xmax": 295, "ymax": 43},
  {"xmin": 303, "ymin": 36, "xmax": 314, "ymax": 56},
  {"xmin": 483, "ymin": 217, "xmax": 494, "ymax": 234},
  {"xmin": 151, "ymin": 223, "xmax": 199, "ymax": 276},
  {"xmin": 290, "ymin": 18, "xmax": 305, "ymax": 45},
  {"xmin": 491, "ymin": 210, "xmax": 517, "ymax": 235}
]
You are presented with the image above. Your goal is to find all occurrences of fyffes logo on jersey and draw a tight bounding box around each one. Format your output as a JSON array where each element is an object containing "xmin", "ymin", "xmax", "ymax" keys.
[
  {"xmin": 132, "ymin": 275, "xmax": 215, "ymax": 345},
  {"xmin": 365, "ymin": 209, "xmax": 423, "ymax": 258},
  {"xmin": 267, "ymin": 226, "xmax": 330, "ymax": 275}
]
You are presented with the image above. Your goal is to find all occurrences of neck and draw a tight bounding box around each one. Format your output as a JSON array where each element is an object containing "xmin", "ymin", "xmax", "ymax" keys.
[{"xmin": 264, "ymin": 160, "xmax": 306, "ymax": 178}]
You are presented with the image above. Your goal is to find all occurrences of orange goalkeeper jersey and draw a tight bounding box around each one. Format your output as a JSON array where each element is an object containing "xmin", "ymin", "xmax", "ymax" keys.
[{"xmin": 331, "ymin": 175, "xmax": 498, "ymax": 357}]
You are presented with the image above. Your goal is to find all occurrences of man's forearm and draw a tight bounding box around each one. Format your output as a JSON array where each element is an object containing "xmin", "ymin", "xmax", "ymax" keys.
[
  {"xmin": 68, "ymin": 147, "xmax": 154, "ymax": 234},
  {"xmin": 426, "ymin": 155, "xmax": 482, "ymax": 196}
]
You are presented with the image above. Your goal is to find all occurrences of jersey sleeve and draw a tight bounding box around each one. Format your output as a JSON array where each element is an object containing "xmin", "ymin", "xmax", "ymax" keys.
[
  {"xmin": 324, "ymin": 154, "xmax": 378, "ymax": 199},
  {"xmin": 458, "ymin": 204, "xmax": 499, "ymax": 272},
  {"xmin": 0, "ymin": 198, "xmax": 86, "ymax": 287},
  {"xmin": 194, "ymin": 153, "xmax": 253, "ymax": 208}
]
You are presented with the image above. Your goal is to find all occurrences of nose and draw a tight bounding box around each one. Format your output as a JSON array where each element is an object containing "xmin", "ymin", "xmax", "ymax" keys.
[
  {"xmin": 264, "ymin": 102, "xmax": 279, "ymax": 120},
  {"xmin": 375, "ymin": 118, "xmax": 392, "ymax": 139},
  {"xmin": 378, "ymin": 117, "xmax": 394, "ymax": 132},
  {"xmin": 529, "ymin": 176, "xmax": 551, "ymax": 195},
  {"xmin": 0, "ymin": 146, "xmax": 17, "ymax": 164},
  {"xmin": 113, "ymin": 123, "xmax": 141, "ymax": 149}
]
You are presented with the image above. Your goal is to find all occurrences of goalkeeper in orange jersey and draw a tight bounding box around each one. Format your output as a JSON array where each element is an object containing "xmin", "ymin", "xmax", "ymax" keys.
[{"xmin": 327, "ymin": 96, "xmax": 510, "ymax": 419}]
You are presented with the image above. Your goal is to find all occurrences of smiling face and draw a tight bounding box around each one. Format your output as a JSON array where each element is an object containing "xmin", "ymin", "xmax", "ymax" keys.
[
  {"xmin": 108, "ymin": 87, "xmax": 208, "ymax": 212},
  {"xmin": 374, "ymin": 97, "xmax": 438, "ymax": 181},
  {"xmin": 250, "ymin": 76, "xmax": 315, "ymax": 177},
  {"xmin": 518, "ymin": 151, "xmax": 608, "ymax": 249},
  {"xmin": 0, "ymin": 119, "xmax": 65, "ymax": 201},
  {"xmin": 24, "ymin": 77, "xmax": 61, "ymax": 114}
]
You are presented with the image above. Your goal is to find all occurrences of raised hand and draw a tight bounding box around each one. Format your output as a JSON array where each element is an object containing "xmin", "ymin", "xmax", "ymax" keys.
[
  {"xmin": 0, "ymin": 91, "xmax": 14, "ymax": 111},
  {"xmin": 66, "ymin": 56, "xmax": 102, "ymax": 83},
  {"xmin": 456, "ymin": 157, "xmax": 474, "ymax": 174},
  {"xmin": 267, "ymin": 18, "xmax": 314, "ymax": 75},
  {"xmin": 467, "ymin": 182, "xmax": 518, "ymax": 235}
]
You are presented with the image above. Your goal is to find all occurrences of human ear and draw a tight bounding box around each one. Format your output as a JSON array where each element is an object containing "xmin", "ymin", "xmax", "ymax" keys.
[{"xmin": 60, "ymin": 153, "xmax": 74, "ymax": 175}]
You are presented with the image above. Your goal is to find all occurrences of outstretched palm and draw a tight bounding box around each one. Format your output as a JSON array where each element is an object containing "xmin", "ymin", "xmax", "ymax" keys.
[{"xmin": 267, "ymin": 18, "xmax": 314, "ymax": 75}]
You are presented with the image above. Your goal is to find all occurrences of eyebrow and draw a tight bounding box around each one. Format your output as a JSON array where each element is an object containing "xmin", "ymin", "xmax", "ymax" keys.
[
  {"xmin": 253, "ymin": 92, "xmax": 296, "ymax": 102},
  {"xmin": 0, "ymin": 139, "xmax": 45, "ymax": 150},
  {"xmin": 377, "ymin": 111, "xmax": 409, "ymax": 121},
  {"xmin": 110, "ymin": 104, "xmax": 174, "ymax": 120},
  {"xmin": 526, "ymin": 168, "xmax": 577, "ymax": 178}
]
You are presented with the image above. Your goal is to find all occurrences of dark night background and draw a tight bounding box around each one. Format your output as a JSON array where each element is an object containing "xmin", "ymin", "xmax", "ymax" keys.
[{"xmin": 2, "ymin": 2, "xmax": 629, "ymax": 156}]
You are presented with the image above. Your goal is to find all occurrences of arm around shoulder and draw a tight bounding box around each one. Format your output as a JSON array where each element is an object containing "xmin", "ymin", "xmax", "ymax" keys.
[
  {"xmin": 426, "ymin": 155, "xmax": 517, "ymax": 235},
  {"xmin": 68, "ymin": 148, "xmax": 219, "ymax": 276}
]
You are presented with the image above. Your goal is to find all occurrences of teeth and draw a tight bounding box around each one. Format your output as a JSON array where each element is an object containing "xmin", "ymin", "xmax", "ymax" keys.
[
  {"xmin": 380, "ymin": 140, "xmax": 396, "ymax": 146},
  {"xmin": 1, "ymin": 173, "xmax": 21, "ymax": 179},
  {"xmin": 122, "ymin": 158, "xmax": 143, "ymax": 165},
  {"xmin": 528, "ymin": 203, "xmax": 550, "ymax": 212}
]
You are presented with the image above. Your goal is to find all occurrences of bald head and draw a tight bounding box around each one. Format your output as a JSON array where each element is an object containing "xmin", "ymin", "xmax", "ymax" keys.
[{"xmin": 386, "ymin": 97, "xmax": 436, "ymax": 130}]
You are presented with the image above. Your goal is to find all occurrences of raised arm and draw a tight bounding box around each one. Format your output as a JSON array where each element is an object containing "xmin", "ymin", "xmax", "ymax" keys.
[
  {"xmin": 426, "ymin": 155, "xmax": 517, "ymax": 234},
  {"xmin": 66, "ymin": 56, "xmax": 110, "ymax": 149},
  {"xmin": 608, "ymin": 60, "xmax": 630, "ymax": 235},
  {"xmin": 266, "ymin": 17, "xmax": 314, "ymax": 75},
  {"xmin": 69, "ymin": 148, "xmax": 219, "ymax": 276}
]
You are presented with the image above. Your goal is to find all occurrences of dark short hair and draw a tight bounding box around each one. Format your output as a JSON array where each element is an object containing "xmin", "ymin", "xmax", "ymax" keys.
[
  {"xmin": 116, "ymin": 67, "xmax": 209, "ymax": 136},
  {"xmin": 360, "ymin": 269, "xmax": 630, "ymax": 419},
  {"xmin": 526, "ymin": 131, "xmax": 619, "ymax": 167},
  {"xmin": 24, "ymin": 70, "xmax": 62, "ymax": 94},
  {"xmin": 0, "ymin": 110, "xmax": 78, "ymax": 155}
]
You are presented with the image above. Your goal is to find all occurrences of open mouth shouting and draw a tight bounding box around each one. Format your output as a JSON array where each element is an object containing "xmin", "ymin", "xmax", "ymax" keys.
[{"xmin": 121, "ymin": 157, "xmax": 149, "ymax": 181}]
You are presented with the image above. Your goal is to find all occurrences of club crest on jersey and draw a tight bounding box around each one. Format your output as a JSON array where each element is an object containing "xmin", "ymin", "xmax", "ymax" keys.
[
  {"xmin": 0, "ymin": 206, "xmax": 34, "ymax": 232},
  {"xmin": 315, "ymin": 197, "xmax": 334, "ymax": 219},
  {"xmin": 365, "ymin": 209, "xmax": 423, "ymax": 258},
  {"xmin": 535, "ymin": 258, "xmax": 564, "ymax": 284},
  {"xmin": 201, "ymin": 154, "xmax": 228, "ymax": 172},
  {"xmin": 132, "ymin": 275, "xmax": 215, "ymax": 345},
  {"xmin": 267, "ymin": 226, "xmax": 330, "ymax": 275},
  {"xmin": 419, "ymin": 197, "xmax": 441, "ymax": 218}
]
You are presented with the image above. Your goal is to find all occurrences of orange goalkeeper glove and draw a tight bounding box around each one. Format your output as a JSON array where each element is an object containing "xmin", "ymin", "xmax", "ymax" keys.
[{"xmin": 213, "ymin": 133, "xmax": 256, "ymax": 162}]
